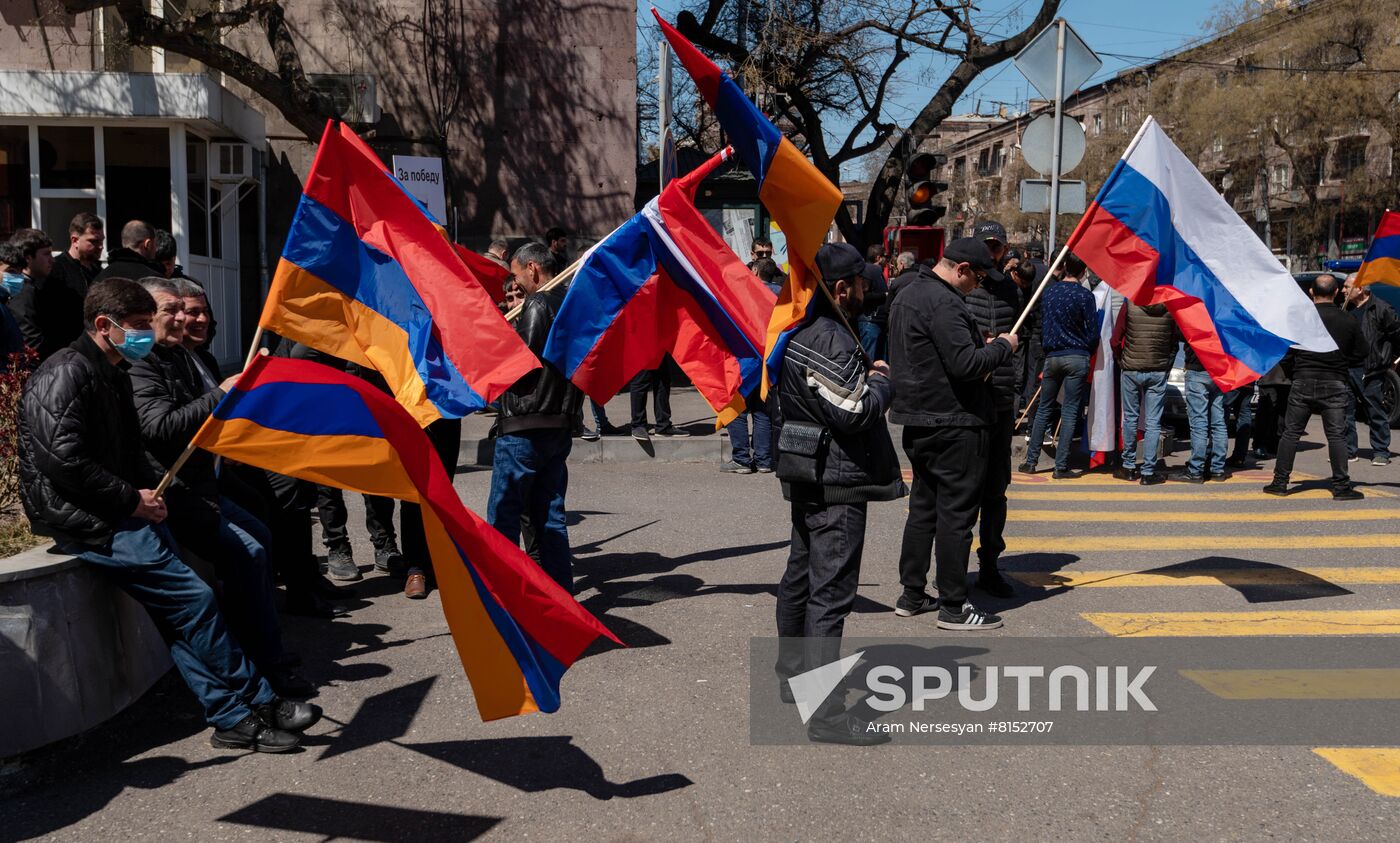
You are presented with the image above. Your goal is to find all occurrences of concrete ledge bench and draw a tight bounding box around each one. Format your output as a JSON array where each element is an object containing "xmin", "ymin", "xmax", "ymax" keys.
[{"xmin": 0, "ymin": 543, "xmax": 171, "ymax": 758}]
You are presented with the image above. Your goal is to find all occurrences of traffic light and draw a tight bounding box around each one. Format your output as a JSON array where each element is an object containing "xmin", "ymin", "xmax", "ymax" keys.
[{"xmin": 905, "ymin": 152, "xmax": 948, "ymax": 226}]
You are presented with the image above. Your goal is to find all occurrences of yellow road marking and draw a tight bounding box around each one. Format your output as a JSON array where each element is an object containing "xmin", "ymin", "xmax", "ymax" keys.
[
  {"xmin": 1011, "ymin": 567, "xmax": 1400, "ymax": 588},
  {"xmin": 1313, "ymin": 748, "xmax": 1400, "ymax": 797},
  {"xmin": 1008, "ymin": 488, "xmax": 1396, "ymax": 501},
  {"xmin": 1182, "ymin": 669, "xmax": 1400, "ymax": 699},
  {"xmin": 1009, "ymin": 470, "xmax": 1293, "ymax": 486},
  {"xmin": 1013, "ymin": 508, "xmax": 1399, "ymax": 523},
  {"xmin": 998, "ymin": 535, "xmax": 1400, "ymax": 552},
  {"xmin": 1082, "ymin": 610, "xmax": 1400, "ymax": 637}
]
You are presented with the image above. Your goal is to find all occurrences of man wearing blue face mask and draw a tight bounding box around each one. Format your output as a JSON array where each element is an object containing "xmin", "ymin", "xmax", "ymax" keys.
[
  {"xmin": 18, "ymin": 278, "xmax": 323, "ymax": 753},
  {"xmin": 0, "ymin": 243, "xmax": 28, "ymax": 360}
]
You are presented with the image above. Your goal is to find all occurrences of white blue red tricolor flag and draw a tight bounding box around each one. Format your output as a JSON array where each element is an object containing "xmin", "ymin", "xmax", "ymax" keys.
[
  {"xmin": 542, "ymin": 148, "xmax": 774, "ymax": 425},
  {"xmin": 1082, "ymin": 283, "xmax": 1122, "ymax": 468},
  {"xmin": 1067, "ymin": 116, "xmax": 1334, "ymax": 391}
]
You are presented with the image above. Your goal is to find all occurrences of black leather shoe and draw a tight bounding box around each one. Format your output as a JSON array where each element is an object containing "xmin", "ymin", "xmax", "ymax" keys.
[
  {"xmin": 1262, "ymin": 481, "xmax": 1289, "ymax": 496},
  {"xmin": 268, "ymin": 669, "xmax": 317, "ymax": 700},
  {"xmin": 1017, "ymin": 461, "xmax": 1037, "ymax": 474},
  {"xmin": 258, "ymin": 698, "xmax": 323, "ymax": 732},
  {"xmin": 210, "ymin": 714, "xmax": 300, "ymax": 753},
  {"xmin": 1139, "ymin": 473, "xmax": 1166, "ymax": 486},
  {"xmin": 1113, "ymin": 465, "xmax": 1140, "ymax": 481},
  {"xmin": 1051, "ymin": 468, "xmax": 1083, "ymax": 480},
  {"xmin": 807, "ymin": 712, "xmax": 892, "ymax": 746},
  {"xmin": 1181, "ymin": 472, "xmax": 1206, "ymax": 484},
  {"xmin": 778, "ymin": 680, "xmax": 795, "ymax": 705},
  {"xmin": 1333, "ymin": 488, "xmax": 1365, "ymax": 501}
]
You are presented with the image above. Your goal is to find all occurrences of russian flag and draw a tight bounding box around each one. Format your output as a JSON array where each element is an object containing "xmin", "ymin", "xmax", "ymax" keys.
[
  {"xmin": 1067, "ymin": 117, "xmax": 1335, "ymax": 391},
  {"xmin": 542, "ymin": 148, "xmax": 775, "ymax": 424},
  {"xmin": 654, "ymin": 10, "xmax": 843, "ymax": 390},
  {"xmin": 1356, "ymin": 211, "xmax": 1400, "ymax": 288}
]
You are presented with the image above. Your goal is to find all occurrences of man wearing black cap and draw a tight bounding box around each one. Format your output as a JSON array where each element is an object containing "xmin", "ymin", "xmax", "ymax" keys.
[
  {"xmin": 963, "ymin": 221, "xmax": 1024, "ymax": 597},
  {"xmin": 889, "ymin": 238, "xmax": 1018, "ymax": 630},
  {"xmin": 774, "ymin": 242, "xmax": 904, "ymax": 745}
]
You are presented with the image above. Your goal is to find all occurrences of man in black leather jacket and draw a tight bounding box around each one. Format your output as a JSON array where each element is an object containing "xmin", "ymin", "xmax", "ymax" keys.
[
  {"xmin": 889, "ymin": 238, "xmax": 1018, "ymax": 630},
  {"xmin": 129, "ymin": 277, "xmax": 313, "ymax": 698},
  {"xmin": 774, "ymin": 243, "xmax": 904, "ymax": 746},
  {"xmin": 486, "ymin": 242, "xmax": 584, "ymax": 592},
  {"xmin": 18, "ymin": 278, "xmax": 319, "ymax": 752}
]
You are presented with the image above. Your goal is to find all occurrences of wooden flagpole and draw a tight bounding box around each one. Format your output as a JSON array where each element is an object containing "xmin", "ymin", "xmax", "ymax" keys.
[
  {"xmin": 154, "ymin": 348, "xmax": 269, "ymax": 498},
  {"xmin": 505, "ymin": 252, "xmax": 590, "ymax": 322}
]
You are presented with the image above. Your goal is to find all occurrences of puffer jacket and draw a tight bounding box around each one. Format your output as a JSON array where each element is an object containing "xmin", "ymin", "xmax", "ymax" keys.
[
  {"xmin": 129, "ymin": 343, "xmax": 227, "ymax": 527},
  {"xmin": 1118, "ymin": 303, "xmax": 1180, "ymax": 372},
  {"xmin": 964, "ymin": 275, "xmax": 1023, "ymax": 411},
  {"xmin": 776, "ymin": 309, "xmax": 905, "ymax": 504},
  {"xmin": 498, "ymin": 287, "xmax": 582, "ymax": 433},
  {"xmin": 18, "ymin": 333, "xmax": 161, "ymax": 547}
]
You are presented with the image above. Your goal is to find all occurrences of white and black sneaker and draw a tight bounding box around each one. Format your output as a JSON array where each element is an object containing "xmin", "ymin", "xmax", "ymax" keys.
[
  {"xmin": 936, "ymin": 602, "xmax": 1003, "ymax": 630},
  {"xmin": 894, "ymin": 591, "xmax": 938, "ymax": 618}
]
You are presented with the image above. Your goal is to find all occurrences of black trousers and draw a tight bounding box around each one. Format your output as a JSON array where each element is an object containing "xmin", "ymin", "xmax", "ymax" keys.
[
  {"xmin": 977, "ymin": 409, "xmax": 1014, "ymax": 567},
  {"xmin": 775, "ymin": 500, "xmax": 867, "ymax": 681},
  {"xmin": 1274, "ymin": 379, "xmax": 1351, "ymax": 491},
  {"xmin": 400, "ymin": 418, "xmax": 463, "ymax": 574},
  {"xmin": 316, "ymin": 487, "xmax": 397, "ymax": 552},
  {"xmin": 898, "ymin": 425, "xmax": 988, "ymax": 609},
  {"xmin": 629, "ymin": 365, "xmax": 672, "ymax": 428},
  {"xmin": 222, "ymin": 465, "xmax": 320, "ymax": 601},
  {"xmin": 1255, "ymin": 385, "xmax": 1290, "ymax": 454}
]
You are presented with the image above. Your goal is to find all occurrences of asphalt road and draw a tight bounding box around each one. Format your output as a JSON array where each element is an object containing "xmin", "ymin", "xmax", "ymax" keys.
[{"xmin": 4, "ymin": 416, "xmax": 1400, "ymax": 841}]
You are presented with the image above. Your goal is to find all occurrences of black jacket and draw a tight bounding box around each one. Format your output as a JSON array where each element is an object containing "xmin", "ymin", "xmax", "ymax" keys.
[
  {"xmin": 10, "ymin": 253, "xmax": 100, "ymax": 360},
  {"xmin": 888, "ymin": 270, "xmax": 1013, "ymax": 427},
  {"xmin": 129, "ymin": 344, "xmax": 227, "ymax": 525},
  {"xmin": 18, "ymin": 333, "xmax": 160, "ymax": 547},
  {"xmin": 859, "ymin": 262, "xmax": 889, "ymax": 325},
  {"xmin": 498, "ymin": 288, "xmax": 581, "ymax": 432},
  {"xmin": 1352, "ymin": 296, "xmax": 1400, "ymax": 374},
  {"xmin": 964, "ymin": 276, "xmax": 1024, "ymax": 411},
  {"xmin": 777, "ymin": 310, "xmax": 903, "ymax": 504},
  {"xmin": 94, "ymin": 248, "xmax": 165, "ymax": 284},
  {"xmin": 1118, "ymin": 303, "xmax": 1180, "ymax": 372},
  {"xmin": 1286, "ymin": 302, "xmax": 1367, "ymax": 383}
]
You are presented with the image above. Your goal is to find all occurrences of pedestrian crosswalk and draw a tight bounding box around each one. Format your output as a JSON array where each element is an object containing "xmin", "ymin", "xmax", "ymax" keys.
[{"xmin": 1001, "ymin": 467, "xmax": 1400, "ymax": 799}]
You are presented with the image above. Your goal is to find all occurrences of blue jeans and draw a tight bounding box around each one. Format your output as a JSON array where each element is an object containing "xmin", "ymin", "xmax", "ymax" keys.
[
  {"xmin": 1345, "ymin": 368, "xmax": 1392, "ymax": 458},
  {"xmin": 1224, "ymin": 386, "xmax": 1254, "ymax": 461},
  {"xmin": 1185, "ymin": 370, "xmax": 1227, "ymax": 475},
  {"xmin": 63, "ymin": 520, "xmax": 275, "ymax": 730},
  {"xmin": 727, "ymin": 393, "xmax": 773, "ymax": 469},
  {"xmin": 1026, "ymin": 354, "xmax": 1090, "ymax": 472},
  {"xmin": 1119, "ymin": 370, "xmax": 1167, "ymax": 475},
  {"xmin": 487, "ymin": 429, "xmax": 574, "ymax": 592},
  {"xmin": 856, "ymin": 318, "xmax": 882, "ymax": 362}
]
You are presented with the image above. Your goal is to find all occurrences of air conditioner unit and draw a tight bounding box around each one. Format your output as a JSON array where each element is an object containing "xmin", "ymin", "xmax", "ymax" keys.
[
  {"xmin": 211, "ymin": 142, "xmax": 252, "ymax": 182},
  {"xmin": 308, "ymin": 73, "xmax": 380, "ymax": 125}
]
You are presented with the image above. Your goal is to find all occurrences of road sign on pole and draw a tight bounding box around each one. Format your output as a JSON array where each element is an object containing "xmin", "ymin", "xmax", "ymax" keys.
[
  {"xmin": 1014, "ymin": 19, "xmax": 1101, "ymax": 255},
  {"xmin": 1021, "ymin": 112, "xmax": 1086, "ymax": 176}
]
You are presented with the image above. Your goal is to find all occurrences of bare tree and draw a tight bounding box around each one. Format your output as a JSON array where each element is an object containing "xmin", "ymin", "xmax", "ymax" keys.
[
  {"xmin": 673, "ymin": 0, "xmax": 1061, "ymax": 248},
  {"xmin": 64, "ymin": 0, "xmax": 337, "ymax": 140}
]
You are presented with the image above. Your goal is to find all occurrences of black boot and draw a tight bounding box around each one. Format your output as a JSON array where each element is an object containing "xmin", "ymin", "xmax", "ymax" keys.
[
  {"xmin": 210, "ymin": 714, "xmax": 300, "ymax": 752},
  {"xmin": 976, "ymin": 558, "xmax": 1015, "ymax": 598},
  {"xmin": 258, "ymin": 698, "xmax": 323, "ymax": 732}
]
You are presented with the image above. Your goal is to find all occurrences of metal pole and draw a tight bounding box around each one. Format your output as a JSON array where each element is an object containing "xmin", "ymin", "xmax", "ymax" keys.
[
  {"xmin": 1046, "ymin": 19, "xmax": 1067, "ymax": 257},
  {"xmin": 659, "ymin": 42, "xmax": 673, "ymax": 190}
]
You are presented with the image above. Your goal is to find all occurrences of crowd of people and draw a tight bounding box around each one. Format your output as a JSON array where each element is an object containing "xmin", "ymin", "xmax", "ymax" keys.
[{"xmin": 7, "ymin": 209, "xmax": 1390, "ymax": 752}]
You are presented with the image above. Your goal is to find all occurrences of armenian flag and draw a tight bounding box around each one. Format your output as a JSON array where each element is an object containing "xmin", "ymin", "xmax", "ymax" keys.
[
  {"xmin": 261, "ymin": 122, "xmax": 538, "ymax": 427},
  {"xmin": 543, "ymin": 148, "xmax": 774, "ymax": 425},
  {"xmin": 654, "ymin": 10, "xmax": 843, "ymax": 390},
  {"xmin": 191, "ymin": 355, "xmax": 619, "ymax": 720},
  {"xmin": 1355, "ymin": 211, "xmax": 1400, "ymax": 288}
]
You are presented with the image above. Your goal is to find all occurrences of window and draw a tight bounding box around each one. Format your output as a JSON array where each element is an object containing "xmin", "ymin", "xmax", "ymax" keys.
[
  {"xmin": 104, "ymin": 127, "xmax": 171, "ymax": 235},
  {"xmin": 38, "ymin": 126, "xmax": 95, "ymax": 190},
  {"xmin": 1119, "ymin": 105, "xmax": 1129, "ymax": 127},
  {"xmin": 1334, "ymin": 141, "xmax": 1368, "ymax": 178},
  {"xmin": 1270, "ymin": 164, "xmax": 1291, "ymax": 193},
  {"xmin": 992, "ymin": 143, "xmax": 1004, "ymax": 174},
  {"xmin": 101, "ymin": 4, "xmax": 154, "ymax": 72},
  {"xmin": 0, "ymin": 126, "xmax": 31, "ymax": 240},
  {"xmin": 953, "ymin": 157, "xmax": 965, "ymax": 178},
  {"xmin": 1093, "ymin": 114, "xmax": 1103, "ymax": 137},
  {"xmin": 187, "ymin": 136, "xmax": 209, "ymax": 256}
]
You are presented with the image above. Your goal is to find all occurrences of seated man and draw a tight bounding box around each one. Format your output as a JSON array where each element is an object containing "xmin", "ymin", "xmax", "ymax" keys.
[
  {"xmin": 128, "ymin": 277, "xmax": 314, "ymax": 697},
  {"xmin": 18, "ymin": 278, "xmax": 320, "ymax": 752}
]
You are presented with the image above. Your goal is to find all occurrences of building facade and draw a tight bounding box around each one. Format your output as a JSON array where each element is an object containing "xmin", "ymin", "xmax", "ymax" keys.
[{"xmin": 0, "ymin": 0, "xmax": 636, "ymax": 365}]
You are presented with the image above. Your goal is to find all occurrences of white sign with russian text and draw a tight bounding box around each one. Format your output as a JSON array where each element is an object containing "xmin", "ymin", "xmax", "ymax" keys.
[{"xmin": 391, "ymin": 155, "xmax": 447, "ymax": 222}]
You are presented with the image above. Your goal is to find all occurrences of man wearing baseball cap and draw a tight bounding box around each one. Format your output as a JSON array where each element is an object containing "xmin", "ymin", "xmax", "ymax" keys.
[
  {"xmin": 888, "ymin": 238, "xmax": 1018, "ymax": 630},
  {"xmin": 972, "ymin": 220, "xmax": 1009, "ymax": 265},
  {"xmin": 773, "ymin": 242, "xmax": 904, "ymax": 745}
]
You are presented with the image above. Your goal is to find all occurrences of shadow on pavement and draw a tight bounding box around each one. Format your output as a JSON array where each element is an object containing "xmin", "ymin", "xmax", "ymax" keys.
[
  {"xmin": 218, "ymin": 793, "xmax": 500, "ymax": 841},
  {"xmin": 402, "ymin": 735, "xmax": 693, "ymax": 800},
  {"xmin": 313, "ymin": 676, "xmax": 437, "ymax": 761},
  {"xmin": 1113, "ymin": 556, "xmax": 1351, "ymax": 603}
]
